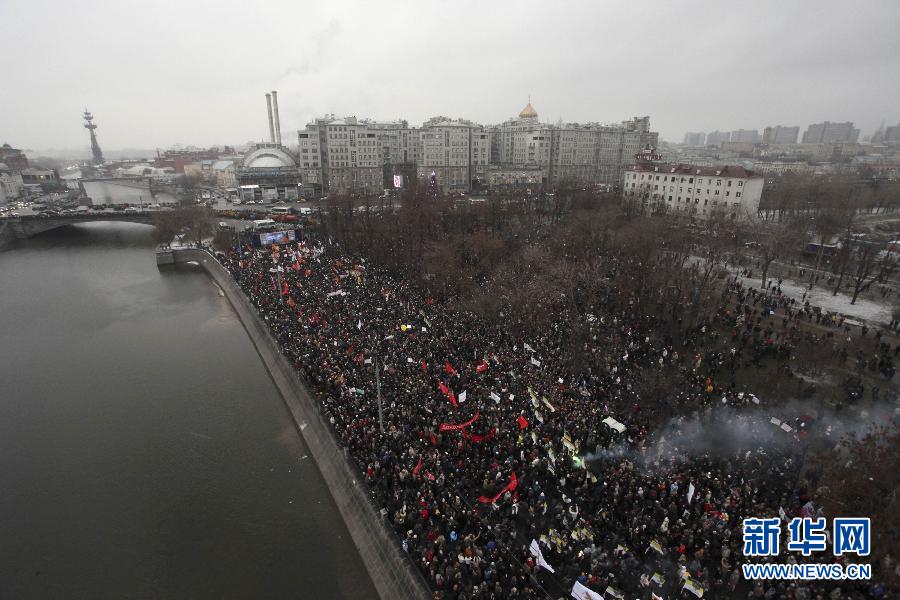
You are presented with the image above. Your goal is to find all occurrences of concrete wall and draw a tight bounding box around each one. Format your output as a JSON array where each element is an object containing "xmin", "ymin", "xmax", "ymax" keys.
[
  {"xmin": 0, "ymin": 221, "xmax": 16, "ymax": 251},
  {"xmin": 173, "ymin": 249, "xmax": 431, "ymax": 600}
]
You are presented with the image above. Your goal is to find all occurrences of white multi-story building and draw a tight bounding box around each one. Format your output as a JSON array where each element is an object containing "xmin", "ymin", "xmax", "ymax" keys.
[
  {"xmin": 418, "ymin": 117, "xmax": 489, "ymax": 192},
  {"xmin": 296, "ymin": 101, "xmax": 659, "ymax": 194},
  {"xmin": 298, "ymin": 116, "xmax": 420, "ymax": 194},
  {"xmin": 622, "ymin": 163, "xmax": 764, "ymax": 220},
  {"xmin": 493, "ymin": 101, "xmax": 658, "ymax": 187}
]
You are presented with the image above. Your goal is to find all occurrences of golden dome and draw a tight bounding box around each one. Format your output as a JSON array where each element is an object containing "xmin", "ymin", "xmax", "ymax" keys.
[{"xmin": 518, "ymin": 97, "xmax": 538, "ymax": 119}]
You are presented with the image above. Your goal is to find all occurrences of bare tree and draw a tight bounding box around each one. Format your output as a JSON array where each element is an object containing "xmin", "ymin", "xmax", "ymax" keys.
[
  {"xmin": 751, "ymin": 221, "xmax": 795, "ymax": 289},
  {"xmin": 846, "ymin": 244, "xmax": 897, "ymax": 304}
]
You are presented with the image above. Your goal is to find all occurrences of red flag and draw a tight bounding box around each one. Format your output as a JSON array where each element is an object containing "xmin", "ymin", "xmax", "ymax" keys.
[
  {"xmin": 438, "ymin": 382, "xmax": 450, "ymax": 395},
  {"xmin": 477, "ymin": 472, "xmax": 518, "ymax": 504},
  {"xmin": 430, "ymin": 432, "xmax": 437, "ymax": 446},
  {"xmin": 421, "ymin": 361, "xmax": 428, "ymax": 373},
  {"xmin": 281, "ymin": 281, "xmax": 289, "ymax": 296},
  {"xmin": 444, "ymin": 361, "xmax": 457, "ymax": 376},
  {"xmin": 439, "ymin": 411, "xmax": 480, "ymax": 432},
  {"xmin": 517, "ymin": 415, "xmax": 529, "ymax": 430},
  {"xmin": 476, "ymin": 362, "xmax": 488, "ymax": 373},
  {"xmin": 469, "ymin": 428, "xmax": 496, "ymax": 443},
  {"xmin": 412, "ymin": 456, "xmax": 423, "ymax": 477},
  {"xmin": 292, "ymin": 261, "xmax": 301, "ymax": 271},
  {"xmin": 448, "ymin": 391, "xmax": 458, "ymax": 408}
]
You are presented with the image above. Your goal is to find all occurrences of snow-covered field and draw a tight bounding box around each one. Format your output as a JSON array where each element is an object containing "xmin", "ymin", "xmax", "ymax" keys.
[{"xmin": 735, "ymin": 272, "xmax": 894, "ymax": 325}]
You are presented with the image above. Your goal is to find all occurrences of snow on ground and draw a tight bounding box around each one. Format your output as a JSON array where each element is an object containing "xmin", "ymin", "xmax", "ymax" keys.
[{"xmin": 735, "ymin": 272, "xmax": 894, "ymax": 325}]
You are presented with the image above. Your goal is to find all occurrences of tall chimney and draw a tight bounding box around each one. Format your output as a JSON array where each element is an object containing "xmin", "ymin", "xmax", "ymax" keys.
[
  {"xmin": 271, "ymin": 90, "xmax": 282, "ymax": 146},
  {"xmin": 265, "ymin": 93, "xmax": 275, "ymax": 143}
]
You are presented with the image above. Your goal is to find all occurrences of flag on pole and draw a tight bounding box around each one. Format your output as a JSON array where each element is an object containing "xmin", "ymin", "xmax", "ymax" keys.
[
  {"xmin": 490, "ymin": 391, "xmax": 501, "ymax": 404},
  {"xmin": 529, "ymin": 539, "xmax": 555, "ymax": 573},
  {"xmin": 530, "ymin": 357, "xmax": 541, "ymax": 367},
  {"xmin": 687, "ymin": 482, "xmax": 695, "ymax": 504},
  {"xmin": 517, "ymin": 415, "xmax": 529, "ymax": 429},
  {"xmin": 458, "ymin": 390, "xmax": 467, "ymax": 403}
]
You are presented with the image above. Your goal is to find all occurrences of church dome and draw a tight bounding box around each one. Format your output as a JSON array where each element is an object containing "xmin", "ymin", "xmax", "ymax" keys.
[{"xmin": 518, "ymin": 98, "xmax": 538, "ymax": 119}]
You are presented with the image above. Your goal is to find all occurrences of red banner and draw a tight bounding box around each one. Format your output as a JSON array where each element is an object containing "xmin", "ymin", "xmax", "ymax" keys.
[
  {"xmin": 477, "ymin": 472, "xmax": 518, "ymax": 504},
  {"xmin": 439, "ymin": 411, "xmax": 480, "ymax": 432}
]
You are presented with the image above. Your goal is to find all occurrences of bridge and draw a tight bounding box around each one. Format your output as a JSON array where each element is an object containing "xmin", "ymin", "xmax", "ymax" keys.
[{"xmin": 0, "ymin": 213, "xmax": 157, "ymax": 246}]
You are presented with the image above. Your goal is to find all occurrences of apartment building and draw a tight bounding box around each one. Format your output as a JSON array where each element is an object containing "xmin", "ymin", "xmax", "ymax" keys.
[{"xmin": 622, "ymin": 163, "xmax": 764, "ymax": 220}]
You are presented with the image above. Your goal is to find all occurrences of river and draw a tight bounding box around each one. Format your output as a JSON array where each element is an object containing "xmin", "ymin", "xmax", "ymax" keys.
[{"xmin": 0, "ymin": 223, "xmax": 377, "ymax": 599}]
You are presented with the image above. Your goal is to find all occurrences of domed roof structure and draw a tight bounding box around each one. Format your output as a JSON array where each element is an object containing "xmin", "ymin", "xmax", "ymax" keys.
[
  {"xmin": 518, "ymin": 97, "xmax": 538, "ymax": 119},
  {"xmin": 241, "ymin": 145, "xmax": 296, "ymax": 169}
]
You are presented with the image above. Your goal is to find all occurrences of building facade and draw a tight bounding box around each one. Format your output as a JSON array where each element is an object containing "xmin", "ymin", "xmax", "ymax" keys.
[
  {"xmin": 236, "ymin": 144, "xmax": 301, "ymax": 201},
  {"xmin": 683, "ymin": 132, "xmax": 706, "ymax": 146},
  {"xmin": 730, "ymin": 129, "xmax": 761, "ymax": 143},
  {"xmin": 706, "ymin": 131, "xmax": 731, "ymax": 146},
  {"xmin": 622, "ymin": 163, "xmax": 764, "ymax": 220},
  {"xmin": 0, "ymin": 144, "xmax": 29, "ymax": 171},
  {"xmin": 295, "ymin": 101, "xmax": 658, "ymax": 194},
  {"xmin": 0, "ymin": 164, "xmax": 25, "ymax": 202},
  {"xmin": 762, "ymin": 125, "xmax": 800, "ymax": 145},
  {"xmin": 802, "ymin": 121, "xmax": 860, "ymax": 144}
]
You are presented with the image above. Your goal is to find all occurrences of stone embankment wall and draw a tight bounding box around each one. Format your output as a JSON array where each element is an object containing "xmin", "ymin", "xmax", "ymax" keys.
[{"xmin": 173, "ymin": 249, "xmax": 431, "ymax": 600}]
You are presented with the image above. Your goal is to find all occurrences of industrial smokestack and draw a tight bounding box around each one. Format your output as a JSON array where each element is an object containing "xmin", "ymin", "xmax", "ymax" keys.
[
  {"xmin": 272, "ymin": 90, "xmax": 282, "ymax": 146},
  {"xmin": 265, "ymin": 93, "xmax": 275, "ymax": 144}
]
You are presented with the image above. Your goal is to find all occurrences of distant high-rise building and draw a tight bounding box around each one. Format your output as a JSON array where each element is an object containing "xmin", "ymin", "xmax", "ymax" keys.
[
  {"xmin": 801, "ymin": 121, "xmax": 859, "ymax": 144},
  {"xmin": 706, "ymin": 131, "xmax": 731, "ymax": 146},
  {"xmin": 882, "ymin": 124, "xmax": 900, "ymax": 145},
  {"xmin": 762, "ymin": 126, "xmax": 800, "ymax": 144},
  {"xmin": 730, "ymin": 129, "xmax": 761, "ymax": 143},
  {"xmin": 683, "ymin": 132, "xmax": 706, "ymax": 146}
]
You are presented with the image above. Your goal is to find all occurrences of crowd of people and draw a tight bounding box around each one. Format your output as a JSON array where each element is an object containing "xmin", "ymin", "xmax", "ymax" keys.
[{"xmin": 217, "ymin": 233, "xmax": 894, "ymax": 600}]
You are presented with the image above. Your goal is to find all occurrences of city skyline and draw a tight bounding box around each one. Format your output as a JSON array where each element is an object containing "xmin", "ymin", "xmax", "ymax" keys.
[{"xmin": 2, "ymin": 0, "xmax": 899, "ymax": 153}]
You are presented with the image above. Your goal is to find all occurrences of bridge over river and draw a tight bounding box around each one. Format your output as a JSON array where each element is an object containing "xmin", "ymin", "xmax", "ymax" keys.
[{"xmin": 0, "ymin": 213, "xmax": 156, "ymax": 248}]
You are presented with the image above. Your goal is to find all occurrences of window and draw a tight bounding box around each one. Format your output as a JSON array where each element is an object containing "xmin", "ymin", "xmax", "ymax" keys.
[
  {"xmin": 727, "ymin": 180, "xmax": 733, "ymax": 187},
  {"xmin": 725, "ymin": 191, "xmax": 730, "ymax": 197},
  {"xmin": 689, "ymin": 178, "xmax": 693, "ymax": 183},
  {"xmin": 736, "ymin": 192, "xmax": 741, "ymax": 198},
  {"xmin": 738, "ymin": 181, "xmax": 744, "ymax": 187},
  {"xmin": 715, "ymin": 190, "xmax": 720, "ymax": 195}
]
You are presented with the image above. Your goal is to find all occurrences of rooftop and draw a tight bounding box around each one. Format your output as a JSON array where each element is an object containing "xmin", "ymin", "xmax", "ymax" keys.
[{"xmin": 628, "ymin": 163, "xmax": 759, "ymax": 179}]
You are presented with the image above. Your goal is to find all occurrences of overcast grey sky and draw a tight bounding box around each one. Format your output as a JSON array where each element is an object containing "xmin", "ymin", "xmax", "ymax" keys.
[{"xmin": 3, "ymin": 0, "xmax": 899, "ymax": 153}]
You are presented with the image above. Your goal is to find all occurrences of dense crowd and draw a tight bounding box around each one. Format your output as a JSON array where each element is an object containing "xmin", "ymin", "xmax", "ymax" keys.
[{"xmin": 218, "ymin": 235, "xmax": 893, "ymax": 600}]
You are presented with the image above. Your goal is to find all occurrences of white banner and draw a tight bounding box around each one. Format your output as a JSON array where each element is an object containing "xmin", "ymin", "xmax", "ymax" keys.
[
  {"xmin": 602, "ymin": 417, "xmax": 625, "ymax": 433},
  {"xmin": 570, "ymin": 581, "xmax": 603, "ymax": 600},
  {"xmin": 687, "ymin": 482, "xmax": 695, "ymax": 504},
  {"xmin": 529, "ymin": 539, "xmax": 555, "ymax": 573}
]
